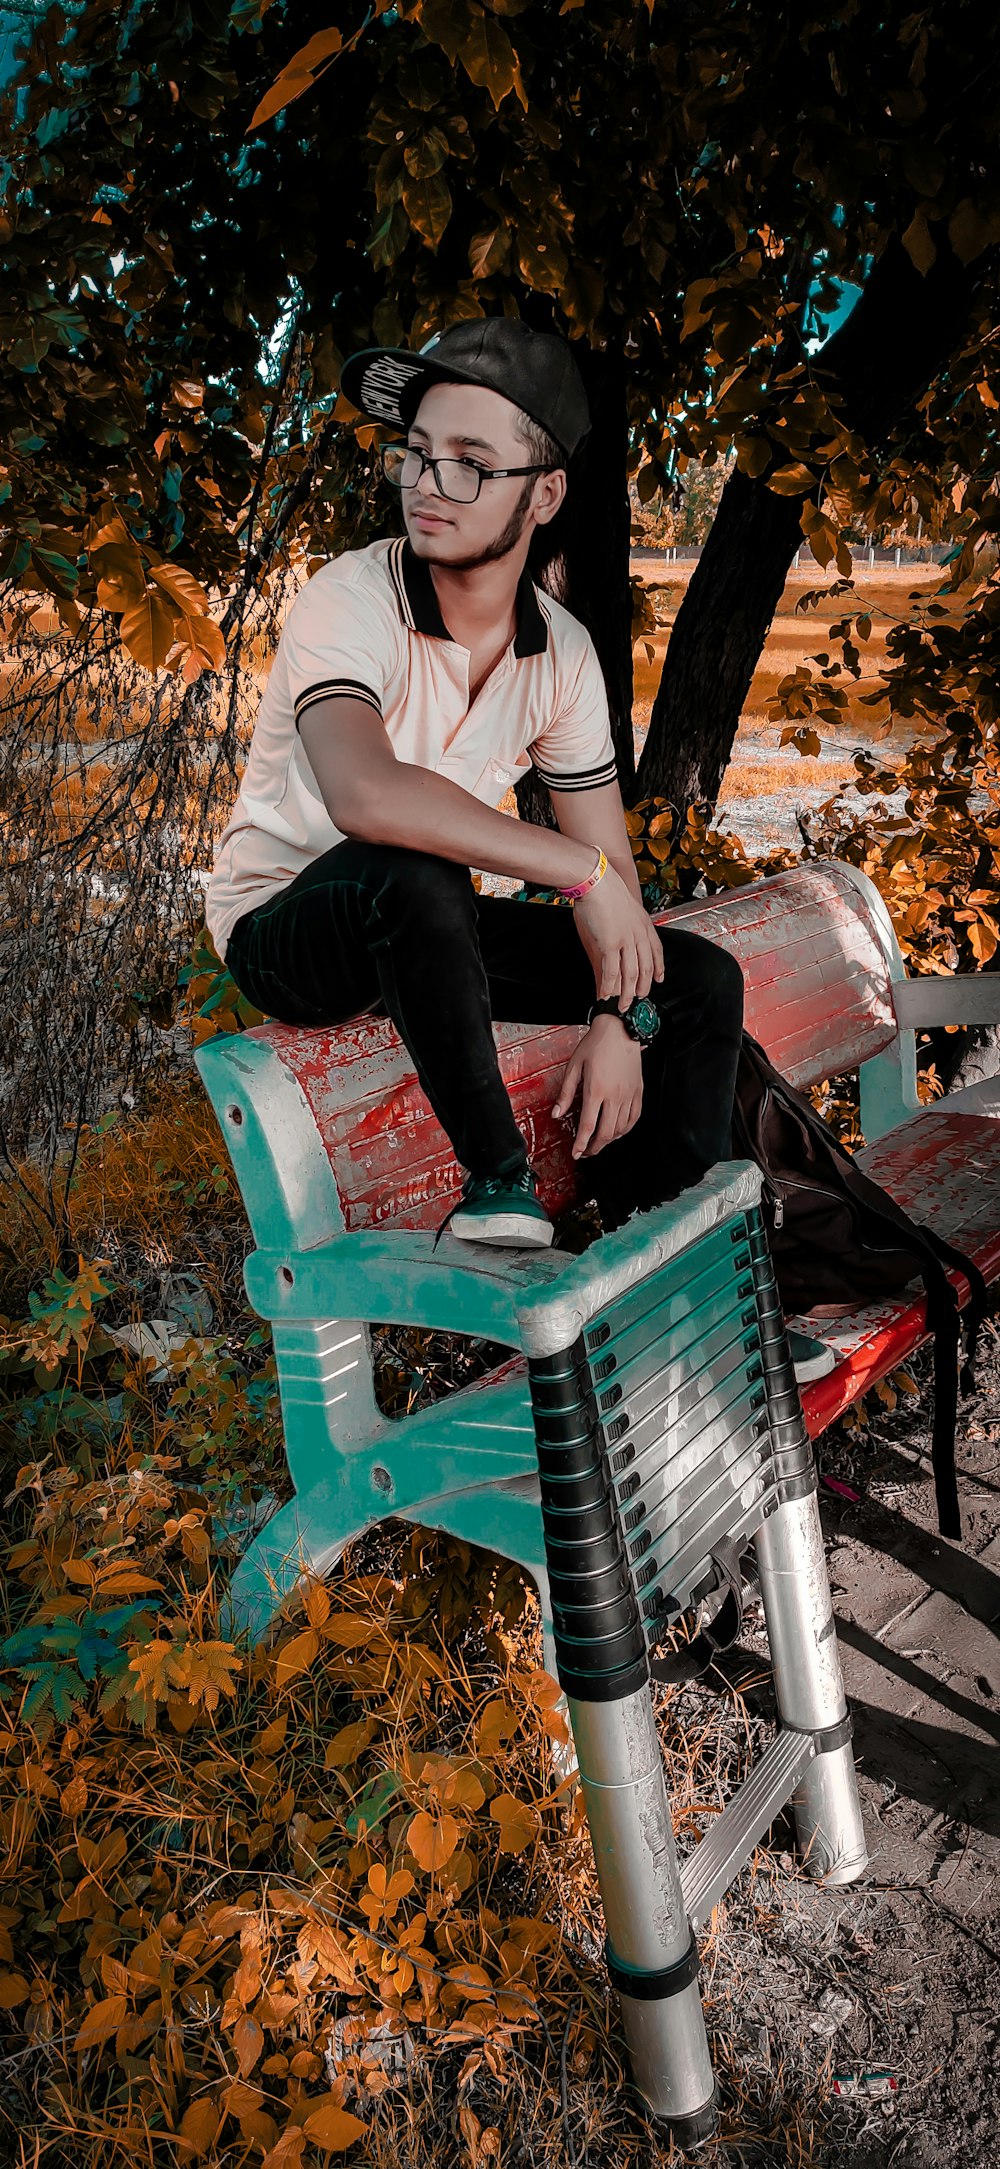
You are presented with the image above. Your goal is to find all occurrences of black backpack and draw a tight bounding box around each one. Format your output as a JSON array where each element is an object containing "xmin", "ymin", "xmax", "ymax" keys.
[{"xmin": 731, "ymin": 1031, "xmax": 991, "ymax": 1541}]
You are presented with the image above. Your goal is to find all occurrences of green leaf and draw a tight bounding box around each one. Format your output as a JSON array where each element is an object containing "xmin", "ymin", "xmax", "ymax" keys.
[{"xmin": 346, "ymin": 1771, "xmax": 404, "ymax": 1838}]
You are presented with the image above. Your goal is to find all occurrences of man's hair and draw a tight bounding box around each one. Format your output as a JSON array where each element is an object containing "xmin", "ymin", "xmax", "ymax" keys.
[
  {"xmin": 512, "ymin": 407, "xmax": 570, "ymax": 591},
  {"xmin": 512, "ymin": 407, "xmax": 564, "ymax": 475}
]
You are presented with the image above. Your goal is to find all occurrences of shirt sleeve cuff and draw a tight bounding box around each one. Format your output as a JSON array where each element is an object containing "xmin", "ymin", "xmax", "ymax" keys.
[
  {"xmin": 293, "ymin": 679, "xmax": 383, "ymax": 729},
  {"xmin": 530, "ymin": 752, "xmax": 619, "ymax": 792}
]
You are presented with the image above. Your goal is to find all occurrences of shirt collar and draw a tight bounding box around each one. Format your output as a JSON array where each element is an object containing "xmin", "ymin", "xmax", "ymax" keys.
[{"xmin": 396, "ymin": 538, "xmax": 548, "ymax": 657}]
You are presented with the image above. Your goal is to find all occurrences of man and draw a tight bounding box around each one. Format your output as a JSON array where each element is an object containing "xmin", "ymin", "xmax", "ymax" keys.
[{"xmin": 205, "ymin": 317, "xmax": 834, "ymax": 1383}]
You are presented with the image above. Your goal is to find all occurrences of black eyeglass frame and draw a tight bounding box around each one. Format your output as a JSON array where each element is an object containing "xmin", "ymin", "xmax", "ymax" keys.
[{"xmin": 381, "ymin": 442, "xmax": 560, "ymax": 504}]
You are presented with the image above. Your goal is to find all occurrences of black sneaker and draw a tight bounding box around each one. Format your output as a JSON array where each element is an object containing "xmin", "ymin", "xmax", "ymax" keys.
[{"xmin": 445, "ymin": 1166, "xmax": 555, "ymax": 1248}]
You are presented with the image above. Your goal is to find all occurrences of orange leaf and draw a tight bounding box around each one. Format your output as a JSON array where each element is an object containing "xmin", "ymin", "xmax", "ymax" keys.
[
  {"xmin": 323, "ymin": 1718, "xmax": 376, "ymax": 1769},
  {"xmin": 177, "ymin": 609, "xmax": 227, "ymax": 672},
  {"xmin": 768, "ymin": 461, "xmax": 815, "ymax": 496},
  {"xmin": 476, "ymin": 1699, "xmax": 519, "ymax": 1756},
  {"xmin": 247, "ymin": 67, "xmax": 316, "ymax": 133},
  {"xmin": 443, "ymin": 1768, "xmax": 486, "ymax": 1811},
  {"xmin": 100, "ymin": 1955, "xmax": 131, "ymax": 1996},
  {"xmin": 166, "ymin": 1640, "xmax": 243, "ymax": 1712},
  {"xmin": 233, "ymin": 2011, "xmax": 265, "ymax": 2077},
  {"xmin": 303, "ymin": 2101, "xmax": 368, "ymax": 2150},
  {"xmin": 274, "ymin": 1627, "xmax": 320, "ymax": 1687},
  {"xmin": 288, "ymin": 27, "xmax": 344, "ymax": 69},
  {"xmin": 119, "ymin": 584, "xmax": 177, "ymax": 671},
  {"xmin": 255, "ymin": 1712, "xmax": 289, "ymax": 1756},
  {"xmin": 260, "ymin": 2129, "xmax": 308, "ymax": 2168},
  {"xmin": 303, "ymin": 1579, "xmax": 331, "ymax": 1628},
  {"xmin": 489, "ymin": 1794, "xmax": 538, "ymax": 1856},
  {"xmin": 0, "ymin": 1973, "xmax": 30, "ymax": 2009},
  {"xmin": 221, "ymin": 2078, "xmax": 266, "ymax": 2117},
  {"xmin": 246, "ymin": 26, "xmax": 345, "ymax": 131},
  {"xmin": 321, "ymin": 1614, "xmax": 373, "ymax": 1648},
  {"xmin": 76, "ymin": 1993, "xmax": 127, "ymax": 2049},
  {"xmin": 147, "ymin": 561, "xmax": 211, "ymax": 616},
  {"xmin": 448, "ymin": 1962, "xmax": 494, "ymax": 2000},
  {"xmin": 92, "ymin": 542, "xmax": 146, "ymax": 612},
  {"xmin": 407, "ymin": 1810, "xmax": 459, "ymax": 1871},
  {"xmin": 62, "ymin": 1559, "xmax": 95, "ymax": 1586},
  {"xmin": 176, "ymin": 2097, "xmax": 221, "ymax": 2158},
  {"xmin": 96, "ymin": 1572, "xmax": 163, "ymax": 1595},
  {"xmin": 60, "ymin": 1774, "xmax": 88, "ymax": 1817}
]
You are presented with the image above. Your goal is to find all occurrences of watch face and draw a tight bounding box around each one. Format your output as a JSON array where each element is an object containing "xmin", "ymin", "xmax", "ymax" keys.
[{"xmin": 629, "ymin": 998, "xmax": 660, "ymax": 1042}]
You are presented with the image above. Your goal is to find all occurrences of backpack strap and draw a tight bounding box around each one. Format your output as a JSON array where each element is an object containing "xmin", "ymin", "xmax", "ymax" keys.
[
  {"xmin": 740, "ymin": 1034, "xmax": 994, "ymax": 1542},
  {"xmin": 648, "ymin": 1539, "xmax": 747, "ymax": 1684},
  {"xmin": 913, "ymin": 1223, "xmax": 991, "ymax": 1390}
]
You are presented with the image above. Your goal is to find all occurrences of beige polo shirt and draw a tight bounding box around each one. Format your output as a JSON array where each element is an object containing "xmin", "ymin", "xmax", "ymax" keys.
[{"xmin": 204, "ymin": 535, "xmax": 618, "ymax": 962}]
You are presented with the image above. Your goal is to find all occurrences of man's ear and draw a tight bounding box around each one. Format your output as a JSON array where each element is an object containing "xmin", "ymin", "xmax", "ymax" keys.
[{"xmin": 532, "ymin": 468, "xmax": 567, "ymax": 526}]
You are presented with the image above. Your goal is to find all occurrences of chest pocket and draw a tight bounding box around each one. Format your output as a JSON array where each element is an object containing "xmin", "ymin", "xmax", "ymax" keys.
[{"xmin": 465, "ymin": 750, "xmax": 532, "ymax": 807}]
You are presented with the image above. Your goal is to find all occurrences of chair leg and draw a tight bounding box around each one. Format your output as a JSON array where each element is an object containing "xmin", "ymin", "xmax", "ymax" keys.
[
  {"xmin": 754, "ymin": 1486, "xmax": 869, "ymax": 1884},
  {"xmin": 220, "ymin": 1495, "xmax": 372, "ymax": 1645}
]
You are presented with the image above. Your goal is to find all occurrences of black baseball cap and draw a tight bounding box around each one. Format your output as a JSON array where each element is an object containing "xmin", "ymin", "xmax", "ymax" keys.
[{"xmin": 340, "ymin": 317, "xmax": 591, "ymax": 461}]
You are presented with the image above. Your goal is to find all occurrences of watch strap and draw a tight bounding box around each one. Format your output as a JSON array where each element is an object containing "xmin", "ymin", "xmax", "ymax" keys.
[{"xmin": 588, "ymin": 996, "xmax": 659, "ymax": 1045}]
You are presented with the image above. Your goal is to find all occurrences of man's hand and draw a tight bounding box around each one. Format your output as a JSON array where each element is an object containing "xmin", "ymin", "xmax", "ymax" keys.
[
  {"xmin": 553, "ymin": 1014, "xmax": 645, "ymax": 1159},
  {"xmin": 573, "ymin": 863, "xmax": 664, "ymax": 1007}
]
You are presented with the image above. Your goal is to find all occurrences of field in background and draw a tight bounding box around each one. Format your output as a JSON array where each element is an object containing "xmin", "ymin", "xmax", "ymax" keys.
[{"xmin": 632, "ymin": 559, "xmax": 951, "ymax": 849}]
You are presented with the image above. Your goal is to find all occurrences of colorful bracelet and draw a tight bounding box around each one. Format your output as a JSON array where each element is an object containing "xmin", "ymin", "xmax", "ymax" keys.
[{"xmin": 557, "ymin": 847, "xmax": 608, "ymax": 903}]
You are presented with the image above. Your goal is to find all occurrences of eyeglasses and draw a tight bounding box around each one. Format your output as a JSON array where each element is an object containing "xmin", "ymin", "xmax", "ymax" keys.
[{"xmin": 381, "ymin": 442, "xmax": 558, "ymax": 505}]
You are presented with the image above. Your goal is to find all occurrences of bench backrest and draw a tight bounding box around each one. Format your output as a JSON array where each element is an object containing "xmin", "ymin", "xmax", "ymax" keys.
[{"xmin": 198, "ymin": 859, "xmax": 906, "ymax": 1252}]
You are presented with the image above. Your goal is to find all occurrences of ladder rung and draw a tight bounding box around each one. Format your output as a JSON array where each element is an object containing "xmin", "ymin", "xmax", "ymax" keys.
[{"xmin": 679, "ymin": 1727, "xmax": 817, "ymax": 1930}]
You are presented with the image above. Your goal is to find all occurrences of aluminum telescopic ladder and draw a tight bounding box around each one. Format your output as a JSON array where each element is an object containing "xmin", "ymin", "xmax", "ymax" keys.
[{"xmin": 514, "ymin": 1163, "xmax": 868, "ymax": 2146}]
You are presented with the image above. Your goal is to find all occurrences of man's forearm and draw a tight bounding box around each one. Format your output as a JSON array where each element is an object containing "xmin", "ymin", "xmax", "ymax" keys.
[
  {"xmin": 606, "ymin": 846, "xmax": 644, "ymax": 905},
  {"xmin": 338, "ymin": 759, "xmax": 598, "ymax": 891}
]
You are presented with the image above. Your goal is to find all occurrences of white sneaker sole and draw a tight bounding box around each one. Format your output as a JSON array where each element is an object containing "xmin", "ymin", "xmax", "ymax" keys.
[
  {"xmin": 449, "ymin": 1210, "xmax": 555, "ymax": 1248},
  {"xmin": 791, "ymin": 1346, "xmax": 838, "ymax": 1384}
]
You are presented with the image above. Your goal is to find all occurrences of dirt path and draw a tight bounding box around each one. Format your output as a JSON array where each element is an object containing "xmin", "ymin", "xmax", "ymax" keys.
[{"xmin": 701, "ymin": 1330, "xmax": 1000, "ymax": 2167}]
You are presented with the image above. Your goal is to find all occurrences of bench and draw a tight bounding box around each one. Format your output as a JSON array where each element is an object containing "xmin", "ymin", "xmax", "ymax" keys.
[
  {"xmin": 196, "ymin": 858, "xmax": 1000, "ymax": 1647},
  {"xmin": 194, "ymin": 854, "xmax": 1000, "ymax": 2136}
]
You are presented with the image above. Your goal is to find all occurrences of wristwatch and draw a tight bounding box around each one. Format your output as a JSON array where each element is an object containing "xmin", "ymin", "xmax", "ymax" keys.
[{"xmin": 588, "ymin": 995, "xmax": 661, "ymax": 1046}]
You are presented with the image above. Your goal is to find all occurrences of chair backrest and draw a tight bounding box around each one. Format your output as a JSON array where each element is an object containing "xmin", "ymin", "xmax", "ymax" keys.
[
  {"xmin": 200, "ymin": 859, "xmax": 903, "ymax": 1247},
  {"xmin": 667, "ymin": 860, "xmax": 901, "ymax": 1088}
]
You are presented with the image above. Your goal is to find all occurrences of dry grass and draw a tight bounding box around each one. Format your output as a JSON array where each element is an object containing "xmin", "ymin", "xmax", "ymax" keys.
[
  {"xmin": 632, "ymin": 559, "xmax": 952, "ymax": 743},
  {"xmin": 0, "ymin": 1074, "xmax": 251, "ymax": 1322},
  {"xmin": 0, "ymin": 1078, "xmax": 852, "ymax": 2168},
  {"xmin": 717, "ymin": 753, "xmax": 856, "ymax": 804}
]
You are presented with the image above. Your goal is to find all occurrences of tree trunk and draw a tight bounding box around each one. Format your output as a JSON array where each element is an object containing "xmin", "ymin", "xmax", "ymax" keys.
[
  {"xmin": 636, "ymin": 231, "xmax": 992, "ymax": 812},
  {"xmin": 517, "ymin": 337, "xmax": 634, "ymax": 824},
  {"xmin": 562, "ymin": 340, "xmax": 635, "ymax": 793}
]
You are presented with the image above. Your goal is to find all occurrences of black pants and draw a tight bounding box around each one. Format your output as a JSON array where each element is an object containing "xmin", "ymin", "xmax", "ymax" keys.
[{"xmin": 224, "ymin": 840, "xmax": 744, "ymax": 1231}]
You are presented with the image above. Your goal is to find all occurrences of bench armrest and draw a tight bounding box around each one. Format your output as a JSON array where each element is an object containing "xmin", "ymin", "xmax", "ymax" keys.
[
  {"xmin": 893, "ymin": 975, "xmax": 1000, "ymax": 1030},
  {"xmin": 244, "ymin": 1164, "xmax": 766, "ymax": 1347},
  {"xmin": 244, "ymin": 1229, "xmax": 567, "ymax": 1343}
]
